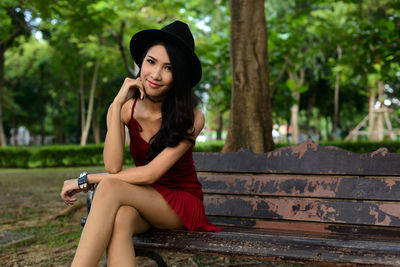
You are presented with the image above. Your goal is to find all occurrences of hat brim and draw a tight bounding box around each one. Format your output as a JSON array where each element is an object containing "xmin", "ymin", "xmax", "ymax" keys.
[{"xmin": 130, "ymin": 29, "xmax": 202, "ymax": 88}]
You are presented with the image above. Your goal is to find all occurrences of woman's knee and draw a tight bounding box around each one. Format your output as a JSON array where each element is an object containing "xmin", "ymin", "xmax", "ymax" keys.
[
  {"xmin": 94, "ymin": 178, "xmax": 121, "ymax": 197},
  {"xmin": 91, "ymin": 178, "xmax": 124, "ymax": 209},
  {"xmin": 113, "ymin": 206, "xmax": 148, "ymax": 236}
]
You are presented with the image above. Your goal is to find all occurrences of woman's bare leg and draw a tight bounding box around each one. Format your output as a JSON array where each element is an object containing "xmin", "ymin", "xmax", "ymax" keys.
[
  {"xmin": 106, "ymin": 206, "xmax": 150, "ymax": 267},
  {"xmin": 71, "ymin": 178, "xmax": 183, "ymax": 267}
]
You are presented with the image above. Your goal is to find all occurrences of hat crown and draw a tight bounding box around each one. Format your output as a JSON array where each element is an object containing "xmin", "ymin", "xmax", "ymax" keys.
[{"xmin": 161, "ymin": 21, "xmax": 194, "ymax": 51}]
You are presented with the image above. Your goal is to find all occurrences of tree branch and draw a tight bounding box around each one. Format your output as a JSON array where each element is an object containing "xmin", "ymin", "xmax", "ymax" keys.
[
  {"xmin": 111, "ymin": 21, "xmax": 136, "ymax": 77},
  {"xmin": 4, "ymin": 8, "xmax": 29, "ymax": 48},
  {"xmin": 270, "ymin": 60, "xmax": 287, "ymax": 98}
]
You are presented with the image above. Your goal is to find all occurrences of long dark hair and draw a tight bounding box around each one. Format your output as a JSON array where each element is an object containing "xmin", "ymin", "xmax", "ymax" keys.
[{"xmin": 137, "ymin": 41, "xmax": 198, "ymax": 162}]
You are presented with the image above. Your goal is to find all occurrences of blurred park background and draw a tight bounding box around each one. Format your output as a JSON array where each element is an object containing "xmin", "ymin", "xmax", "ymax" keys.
[
  {"xmin": 0, "ymin": 0, "xmax": 399, "ymax": 266},
  {"xmin": 1, "ymin": 0, "xmax": 399, "ymax": 162}
]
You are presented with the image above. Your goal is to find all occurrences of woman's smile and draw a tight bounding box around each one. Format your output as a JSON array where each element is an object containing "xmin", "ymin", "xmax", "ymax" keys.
[{"xmin": 147, "ymin": 80, "xmax": 161, "ymax": 89}]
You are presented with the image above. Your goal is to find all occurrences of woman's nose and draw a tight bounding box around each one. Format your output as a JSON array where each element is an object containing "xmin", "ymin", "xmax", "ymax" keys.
[{"xmin": 151, "ymin": 66, "xmax": 162, "ymax": 80}]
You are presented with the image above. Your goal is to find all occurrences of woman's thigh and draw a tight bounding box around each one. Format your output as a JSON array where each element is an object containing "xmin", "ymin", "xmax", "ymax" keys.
[{"xmin": 95, "ymin": 178, "xmax": 183, "ymax": 230}]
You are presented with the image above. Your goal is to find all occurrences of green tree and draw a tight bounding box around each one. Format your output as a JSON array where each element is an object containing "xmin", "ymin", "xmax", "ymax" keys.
[
  {"xmin": 223, "ymin": 0, "xmax": 273, "ymax": 153},
  {"xmin": 0, "ymin": 2, "xmax": 31, "ymax": 146}
]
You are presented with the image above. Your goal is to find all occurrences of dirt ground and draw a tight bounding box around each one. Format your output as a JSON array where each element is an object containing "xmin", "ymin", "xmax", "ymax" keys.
[{"xmin": 0, "ymin": 167, "xmax": 301, "ymax": 267}]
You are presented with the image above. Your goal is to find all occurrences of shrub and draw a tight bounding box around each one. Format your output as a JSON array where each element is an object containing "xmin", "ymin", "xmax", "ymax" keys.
[
  {"xmin": 0, "ymin": 147, "xmax": 31, "ymax": 168},
  {"xmin": 1, "ymin": 140, "xmax": 400, "ymax": 168}
]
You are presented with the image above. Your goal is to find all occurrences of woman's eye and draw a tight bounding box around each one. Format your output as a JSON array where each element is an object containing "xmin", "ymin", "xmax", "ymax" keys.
[
  {"xmin": 165, "ymin": 65, "xmax": 173, "ymax": 71},
  {"xmin": 146, "ymin": 59, "xmax": 155, "ymax": 64}
]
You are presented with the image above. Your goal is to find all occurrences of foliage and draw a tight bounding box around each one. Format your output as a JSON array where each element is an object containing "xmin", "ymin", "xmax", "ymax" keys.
[
  {"xmin": 0, "ymin": 146, "xmax": 30, "ymax": 167},
  {"xmin": 0, "ymin": 141, "xmax": 224, "ymax": 168},
  {"xmin": 3, "ymin": 140, "xmax": 400, "ymax": 168},
  {"xmin": 1, "ymin": 0, "xmax": 400, "ymax": 146}
]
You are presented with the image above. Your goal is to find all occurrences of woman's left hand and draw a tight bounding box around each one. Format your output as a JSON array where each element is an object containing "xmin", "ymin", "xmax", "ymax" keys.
[{"xmin": 60, "ymin": 179, "xmax": 81, "ymax": 205}]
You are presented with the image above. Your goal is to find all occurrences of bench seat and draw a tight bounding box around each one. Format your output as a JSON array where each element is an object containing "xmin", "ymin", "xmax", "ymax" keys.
[
  {"xmin": 133, "ymin": 226, "xmax": 400, "ymax": 266},
  {"xmin": 83, "ymin": 140, "xmax": 400, "ymax": 266}
]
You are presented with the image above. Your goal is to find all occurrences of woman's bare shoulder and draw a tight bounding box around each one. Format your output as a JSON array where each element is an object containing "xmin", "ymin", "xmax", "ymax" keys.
[
  {"xmin": 109, "ymin": 98, "xmax": 134, "ymax": 125},
  {"xmin": 193, "ymin": 108, "xmax": 205, "ymax": 136}
]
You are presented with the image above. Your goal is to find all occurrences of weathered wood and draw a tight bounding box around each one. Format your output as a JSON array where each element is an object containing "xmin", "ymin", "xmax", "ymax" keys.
[
  {"xmin": 83, "ymin": 140, "xmax": 400, "ymax": 266},
  {"xmin": 133, "ymin": 228, "xmax": 400, "ymax": 266},
  {"xmin": 203, "ymin": 195, "xmax": 400, "ymax": 227},
  {"xmin": 194, "ymin": 140, "xmax": 400, "ymax": 175},
  {"xmin": 200, "ymin": 173, "xmax": 400, "ymax": 200},
  {"xmin": 207, "ymin": 217, "xmax": 400, "ymax": 239}
]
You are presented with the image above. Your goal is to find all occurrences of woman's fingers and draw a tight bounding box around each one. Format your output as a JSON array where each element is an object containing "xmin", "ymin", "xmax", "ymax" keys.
[
  {"xmin": 60, "ymin": 179, "xmax": 80, "ymax": 204},
  {"xmin": 135, "ymin": 78, "xmax": 145, "ymax": 100},
  {"xmin": 115, "ymin": 77, "xmax": 145, "ymax": 104}
]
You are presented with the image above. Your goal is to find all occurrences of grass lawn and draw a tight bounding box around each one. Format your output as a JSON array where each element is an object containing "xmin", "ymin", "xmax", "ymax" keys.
[{"xmin": 0, "ymin": 167, "xmax": 300, "ymax": 267}]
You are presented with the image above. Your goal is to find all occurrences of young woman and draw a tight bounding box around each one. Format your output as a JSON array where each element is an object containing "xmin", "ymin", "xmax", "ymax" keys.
[{"xmin": 60, "ymin": 20, "xmax": 220, "ymax": 267}]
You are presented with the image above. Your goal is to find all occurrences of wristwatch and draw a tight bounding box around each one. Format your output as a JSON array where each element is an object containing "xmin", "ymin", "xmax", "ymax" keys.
[{"xmin": 77, "ymin": 171, "xmax": 93, "ymax": 193}]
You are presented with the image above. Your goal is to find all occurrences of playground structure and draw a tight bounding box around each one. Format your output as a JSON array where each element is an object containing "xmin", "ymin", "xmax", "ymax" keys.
[{"xmin": 345, "ymin": 81, "xmax": 400, "ymax": 141}]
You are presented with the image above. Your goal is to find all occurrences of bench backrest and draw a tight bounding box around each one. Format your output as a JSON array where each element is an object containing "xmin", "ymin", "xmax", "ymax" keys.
[{"xmin": 194, "ymin": 140, "xmax": 400, "ymax": 239}]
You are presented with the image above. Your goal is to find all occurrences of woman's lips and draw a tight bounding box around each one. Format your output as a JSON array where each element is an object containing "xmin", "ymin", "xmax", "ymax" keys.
[{"xmin": 148, "ymin": 80, "xmax": 161, "ymax": 88}]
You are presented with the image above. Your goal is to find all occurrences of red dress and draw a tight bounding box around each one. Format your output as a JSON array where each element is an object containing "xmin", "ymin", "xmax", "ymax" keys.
[{"xmin": 128, "ymin": 99, "xmax": 221, "ymax": 232}]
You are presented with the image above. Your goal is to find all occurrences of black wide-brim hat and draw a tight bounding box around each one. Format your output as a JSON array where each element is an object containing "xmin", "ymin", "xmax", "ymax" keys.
[{"xmin": 130, "ymin": 20, "xmax": 202, "ymax": 88}]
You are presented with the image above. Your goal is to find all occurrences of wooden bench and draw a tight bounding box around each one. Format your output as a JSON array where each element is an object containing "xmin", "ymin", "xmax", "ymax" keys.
[{"xmin": 82, "ymin": 140, "xmax": 400, "ymax": 266}]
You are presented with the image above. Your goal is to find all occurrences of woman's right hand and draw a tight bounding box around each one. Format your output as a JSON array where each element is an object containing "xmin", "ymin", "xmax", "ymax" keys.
[{"xmin": 114, "ymin": 77, "xmax": 145, "ymax": 105}]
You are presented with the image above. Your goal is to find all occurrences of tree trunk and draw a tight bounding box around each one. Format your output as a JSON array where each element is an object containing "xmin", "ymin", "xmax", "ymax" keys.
[
  {"xmin": 368, "ymin": 86, "xmax": 376, "ymax": 140},
  {"xmin": 376, "ymin": 81, "xmax": 384, "ymax": 141},
  {"xmin": 92, "ymin": 114, "xmax": 101, "ymax": 144},
  {"xmin": 92, "ymin": 95, "xmax": 102, "ymax": 144},
  {"xmin": 290, "ymin": 91, "xmax": 300, "ymax": 144},
  {"xmin": 216, "ymin": 108, "xmax": 223, "ymax": 140},
  {"xmin": 0, "ymin": 44, "xmax": 7, "ymax": 146},
  {"xmin": 79, "ymin": 62, "xmax": 85, "ymax": 136},
  {"xmin": 333, "ymin": 45, "xmax": 343, "ymax": 141},
  {"xmin": 80, "ymin": 59, "xmax": 100, "ymax": 146},
  {"xmin": 306, "ymin": 87, "xmax": 316, "ymax": 139},
  {"xmin": 287, "ymin": 69, "xmax": 304, "ymax": 144},
  {"xmin": 223, "ymin": 0, "xmax": 274, "ymax": 153}
]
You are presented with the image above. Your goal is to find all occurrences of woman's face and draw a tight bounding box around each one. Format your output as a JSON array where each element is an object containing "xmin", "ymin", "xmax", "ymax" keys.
[{"xmin": 140, "ymin": 44, "xmax": 173, "ymax": 101}]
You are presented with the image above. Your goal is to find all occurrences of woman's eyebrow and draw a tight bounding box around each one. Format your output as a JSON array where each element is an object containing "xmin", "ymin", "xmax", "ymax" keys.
[
  {"xmin": 146, "ymin": 54, "xmax": 171, "ymax": 65},
  {"xmin": 146, "ymin": 55, "xmax": 157, "ymax": 61}
]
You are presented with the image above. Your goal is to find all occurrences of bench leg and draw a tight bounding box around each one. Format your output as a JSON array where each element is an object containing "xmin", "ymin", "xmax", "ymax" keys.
[
  {"xmin": 135, "ymin": 248, "xmax": 168, "ymax": 267},
  {"xmin": 101, "ymin": 249, "xmax": 167, "ymax": 267}
]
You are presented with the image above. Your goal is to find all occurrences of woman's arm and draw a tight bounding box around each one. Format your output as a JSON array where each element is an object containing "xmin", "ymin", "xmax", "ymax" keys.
[
  {"xmin": 61, "ymin": 109, "xmax": 204, "ymax": 203},
  {"xmin": 103, "ymin": 102, "xmax": 127, "ymax": 173},
  {"xmin": 103, "ymin": 78, "xmax": 145, "ymax": 173},
  {"xmin": 89, "ymin": 109, "xmax": 205, "ymax": 185}
]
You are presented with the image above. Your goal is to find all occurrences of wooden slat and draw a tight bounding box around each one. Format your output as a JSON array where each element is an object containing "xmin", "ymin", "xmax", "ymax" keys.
[
  {"xmin": 204, "ymin": 195, "xmax": 400, "ymax": 227},
  {"xmin": 207, "ymin": 217, "xmax": 400, "ymax": 240},
  {"xmin": 199, "ymin": 173, "xmax": 400, "ymax": 201},
  {"xmin": 194, "ymin": 140, "xmax": 400, "ymax": 175},
  {"xmin": 133, "ymin": 228, "xmax": 400, "ymax": 266}
]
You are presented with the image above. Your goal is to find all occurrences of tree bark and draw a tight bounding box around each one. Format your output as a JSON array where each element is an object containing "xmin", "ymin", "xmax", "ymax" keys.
[
  {"xmin": 79, "ymin": 61, "xmax": 85, "ymax": 135},
  {"xmin": 0, "ymin": 44, "xmax": 7, "ymax": 146},
  {"xmin": 223, "ymin": 0, "xmax": 274, "ymax": 153},
  {"xmin": 216, "ymin": 108, "xmax": 223, "ymax": 140},
  {"xmin": 287, "ymin": 68, "xmax": 304, "ymax": 144},
  {"xmin": 80, "ymin": 59, "xmax": 100, "ymax": 146},
  {"xmin": 290, "ymin": 91, "xmax": 300, "ymax": 144},
  {"xmin": 92, "ymin": 114, "xmax": 101, "ymax": 144},
  {"xmin": 368, "ymin": 85, "xmax": 376, "ymax": 140},
  {"xmin": 376, "ymin": 81, "xmax": 384, "ymax": 141},
  {"xmin": 306, "ymin": 87, "xmax": 316, "ymax": 139},
  {"xmin": 333, "ymin": 44, "xmax": 342, "ymax": 141},
  {"xmin": 92, "ymin": 95, "xmax": 102, "ymax": 144}
]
